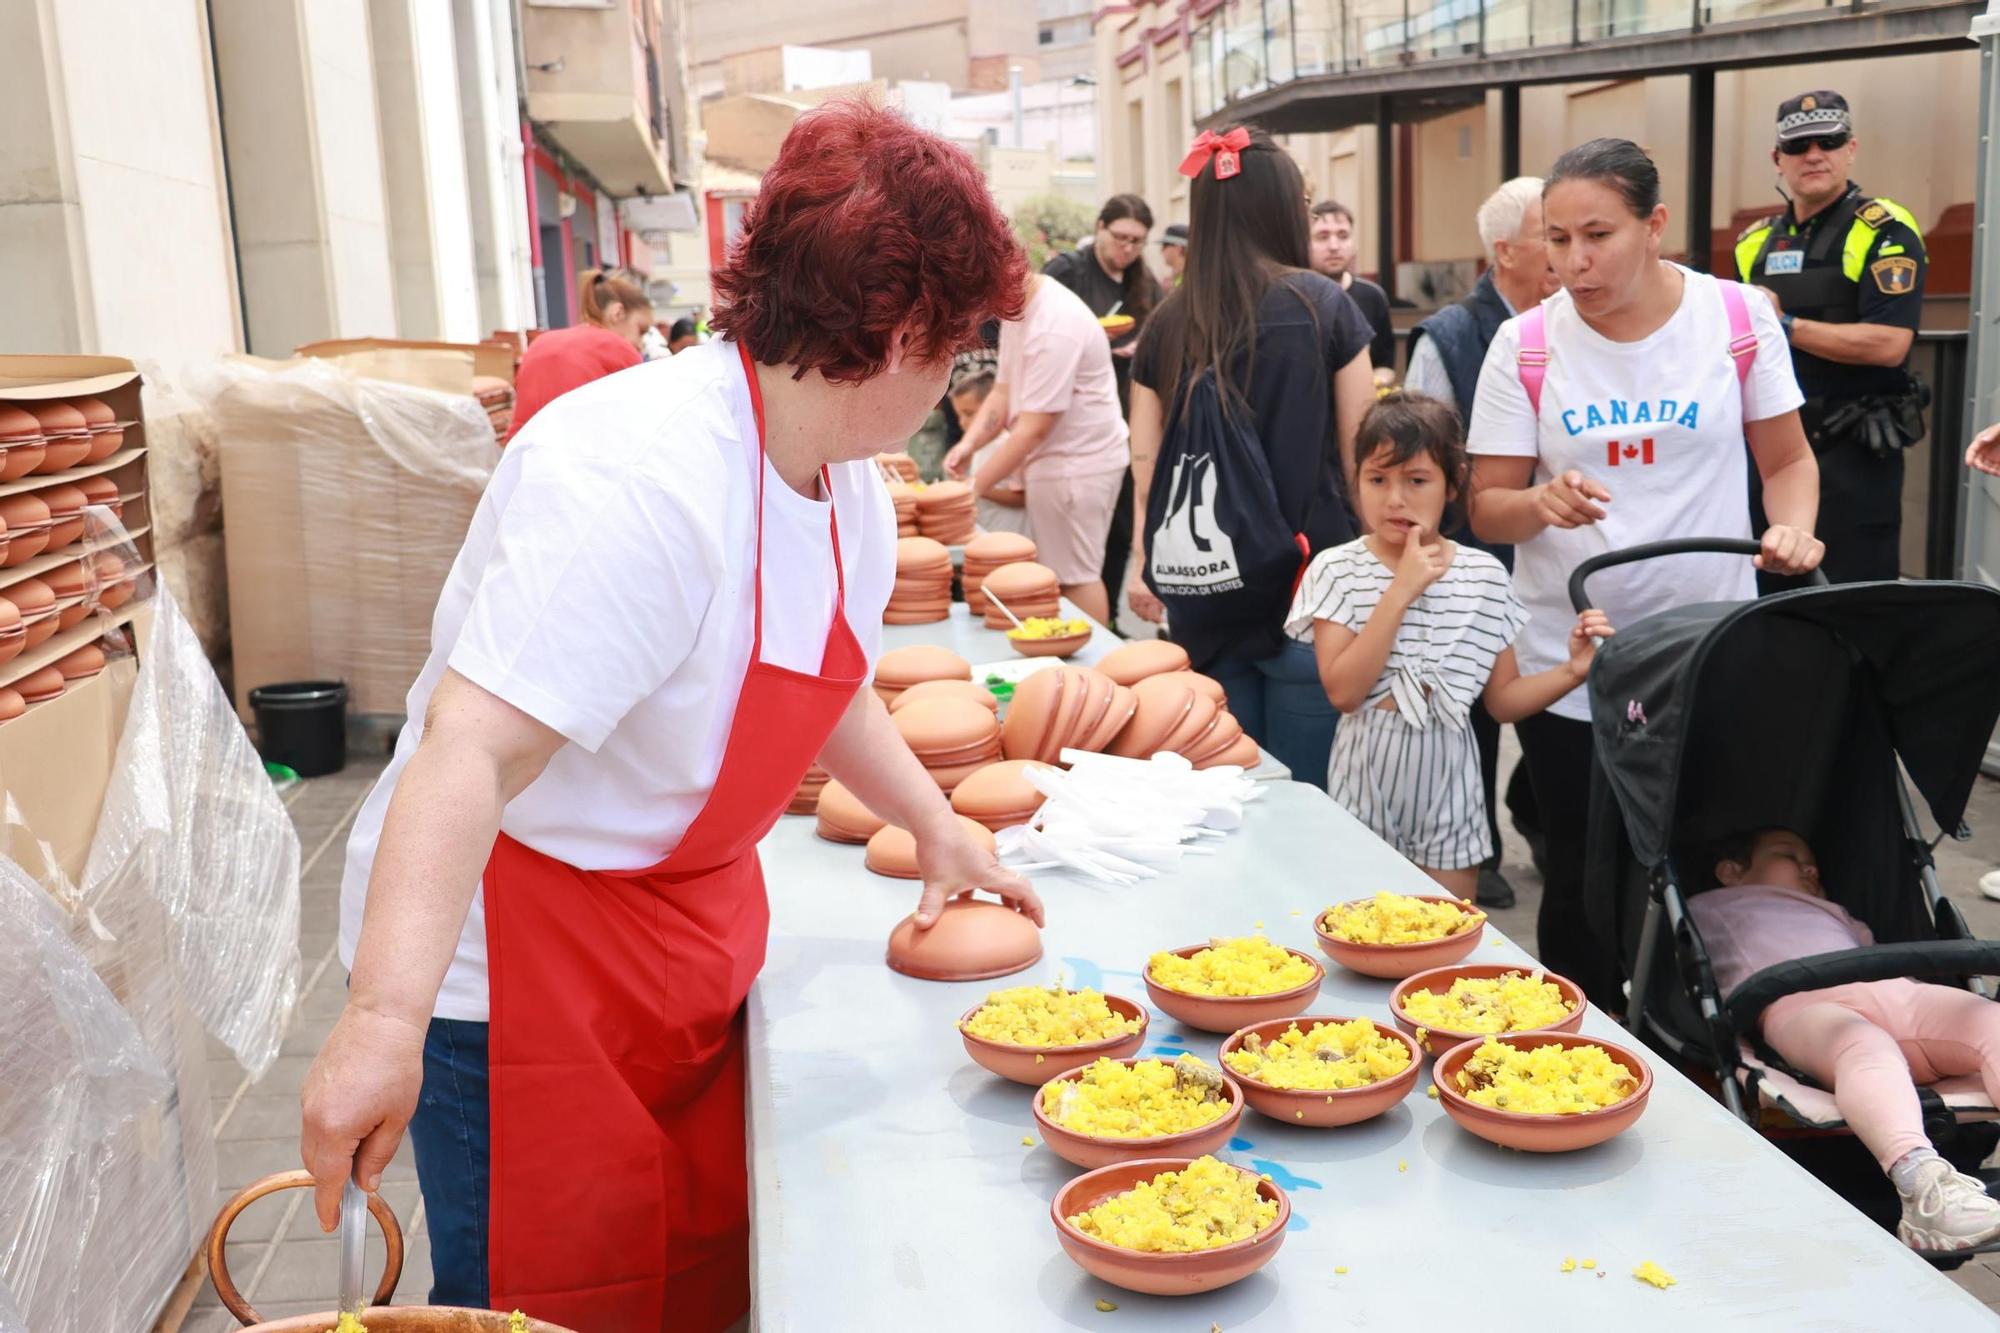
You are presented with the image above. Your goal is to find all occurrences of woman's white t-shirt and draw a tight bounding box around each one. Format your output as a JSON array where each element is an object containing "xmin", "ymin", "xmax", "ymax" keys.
[
  {"xmin": 338, "ymin": 341, "xmax": 897, "ymax": 1021},
  {"xmin": 1466, "ymin": 267, "xmax": 1803, "ymax": 720}
]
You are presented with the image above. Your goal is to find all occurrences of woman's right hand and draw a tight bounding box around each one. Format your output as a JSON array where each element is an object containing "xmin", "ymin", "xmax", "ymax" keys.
[
  {"xmin": 1126, "ymin": 563, "xmax": 1164, "ymax": 624},
  {"xmin": 1534, "ymin": 470, "xmax": 1611, "ymax": 529},
  {"xmin": 300, "ymin": 1002, "xmax": 427, "ymax": 1232}
]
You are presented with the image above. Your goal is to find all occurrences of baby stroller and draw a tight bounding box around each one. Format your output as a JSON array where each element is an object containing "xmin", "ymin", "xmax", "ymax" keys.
[{"xmin": 1576, "ymin": 539, "xmax": 2000, "ymax": 1262}]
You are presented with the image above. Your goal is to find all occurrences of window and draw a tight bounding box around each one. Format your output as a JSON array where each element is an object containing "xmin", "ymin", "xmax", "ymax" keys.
[{"xmin": 1040, "ymin": 27, "xmax": 1054, "ymax": 44}]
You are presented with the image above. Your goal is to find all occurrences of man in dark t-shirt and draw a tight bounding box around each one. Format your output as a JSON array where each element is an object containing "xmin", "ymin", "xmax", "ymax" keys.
[{"xmin": 1310, "ymin": 201, "xmax": 1394, "ymax": 382}]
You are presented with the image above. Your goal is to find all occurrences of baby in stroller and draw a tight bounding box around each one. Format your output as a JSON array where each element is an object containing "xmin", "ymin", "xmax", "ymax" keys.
[{"xmin": 1692, "ymin": 827, "xmax": 2000, "ymax": 1251}]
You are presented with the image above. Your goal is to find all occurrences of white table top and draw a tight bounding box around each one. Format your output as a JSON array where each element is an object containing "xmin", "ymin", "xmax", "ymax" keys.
[{"xmin": 747, "ymin": 781, "xmax": 1995, "ymax": 1331}]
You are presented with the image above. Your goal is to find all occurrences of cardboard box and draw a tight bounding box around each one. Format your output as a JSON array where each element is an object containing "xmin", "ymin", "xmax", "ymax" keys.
[{"xmin": 294, "ymin": 335, "xmax": 518, "ymax": 389}]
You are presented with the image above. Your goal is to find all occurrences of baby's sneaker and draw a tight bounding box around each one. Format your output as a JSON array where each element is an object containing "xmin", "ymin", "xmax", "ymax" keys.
[{"xmin": 1897, "ymin": 1156, "xmax": 2000, "ymax": 1252}]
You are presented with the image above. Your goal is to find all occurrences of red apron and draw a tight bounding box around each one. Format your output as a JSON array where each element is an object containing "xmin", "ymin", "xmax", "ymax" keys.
[{"xmin": 483, "ymin": 342, "xmax": 865, "ymax": 1330}]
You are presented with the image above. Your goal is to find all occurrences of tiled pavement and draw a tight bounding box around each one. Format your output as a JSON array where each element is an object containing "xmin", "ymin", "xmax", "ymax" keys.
[{"xmin": 179, "ymin": 737, "xmax": 2000, "ymax": 1326}]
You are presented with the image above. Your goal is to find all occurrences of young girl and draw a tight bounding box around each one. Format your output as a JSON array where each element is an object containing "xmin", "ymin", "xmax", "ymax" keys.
[
  {"xmin": 1693, "ymin": 828, "xmax": 2000, "ymax": 1251},
  {"xmin": 1287, "ymin": 392, "xmax": 1608, "ymax": 898}
]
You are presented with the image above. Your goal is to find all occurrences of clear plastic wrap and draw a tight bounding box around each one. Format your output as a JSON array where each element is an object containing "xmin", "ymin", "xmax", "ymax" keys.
[
  {"xmin": 187, "ymin": 353, "xmax": 499, "ymax": 716},
  {"xmin": 81, "ymin": 566, "xmax": 303, "ymax": 1076}
]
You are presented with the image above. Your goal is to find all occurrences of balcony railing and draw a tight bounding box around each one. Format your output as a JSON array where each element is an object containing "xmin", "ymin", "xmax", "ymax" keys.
[{"xmin": 1189, "ymin": 0, "xmax": 1911, "ymax": 119}]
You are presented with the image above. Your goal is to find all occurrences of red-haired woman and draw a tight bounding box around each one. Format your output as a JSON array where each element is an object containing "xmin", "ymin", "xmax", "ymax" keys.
[
  {"xmin": 300, "ymin": 101, "xmax": 1038, "ymax": 1332},
  {"xmin": 506, "ymin": 266, "xmax": 652, "ymax": 440}
]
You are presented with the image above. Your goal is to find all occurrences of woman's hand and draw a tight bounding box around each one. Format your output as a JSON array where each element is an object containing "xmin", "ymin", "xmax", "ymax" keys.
[
  {"xmin": 300, "ymin": 1003, "xmax": 427, "ymax": 1231},
  {"xmin": 910, "ymin": 810, "xmax": 1044, "ymax": 929},
  {"xmin": 1387, "ymin": 525, "xmax": 1449, "ymax": 604},
  {"xmin": 1126, "ymin": 562, "xmax": 1165, "ymax": 625},
  {"xmin": 1967, "ymin": 423, "xmax": 2000, "ymax": 477},
  {"xmin": 1755, "ymin": 524, "xmax": 1825, "ymax": 575},
  {"xmin": 1533, "ymin": 470, "xmax": 1611, "ymax": 529},
  {"xmin": 1566, "ymin": 609, "xmax": 1615, "ymax": 681},
  {"xmin": 943, "ymin": 440, "xmax": 975, "ymax": 479}
]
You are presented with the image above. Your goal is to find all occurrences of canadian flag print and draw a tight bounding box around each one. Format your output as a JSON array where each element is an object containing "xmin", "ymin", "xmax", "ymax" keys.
[{"xmin": 1606, "ymin": 438, "xmax": 1655, "ymax": 466}]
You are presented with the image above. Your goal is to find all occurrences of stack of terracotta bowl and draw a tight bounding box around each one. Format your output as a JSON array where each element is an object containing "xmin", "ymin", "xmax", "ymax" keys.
[
  {"xmin": 885, "ymin": 677, "xmax": 996, "ymax": 715},
  {"xmin": 893, "ymin": 695, "xmax": 1003, "ymax": 792},
  {"xmin": 71, "ymin": 397, "xmax": 126, "ymax": 464},
  {"xmin": 3, "ymin": 579, "xmax": 59, "ymax": 651},
  {"xmin": 978, "ymin": 561, "xmax": 1062, "ymax": 629},
  {"xmin": 950, "ymin": 759, "xmax": 1054, "ymax": 831},
  {"xmin": 814, "ymin": 779, "xmax": 887, "ymax": 845},
  {"xmin": 77, "ymin": 475, "xmax": 122, "ymax": 520},
  {"xmin": 0, "ymin": 686, "xmax": 22, "ymax": 724},
  {"xmin": 54, "ymin": 643, "xmax": 105, "ymax": 683},
  {"xmin": 1097, "ymin": 638, "xmax": 1192, "ymax": 687},
  {"xmin": 865, "ymin": 816, "xmax": 996, "ymax": 879},
  {"xmin": 16, "ymin": 665, "xmax": 65, "ymax": 706},
  {"xmin": 1001, "ymin": 666, "xmax": 1132, "ymax": 765},
  {"xmin": 915, "ymin": 481, "xmax": 976, "ymax": 545},
  {"xmin": 0, "ymin": 602, "xmax": 23, "ymax": 669},
  {"xmin": 0, "ymin": 406, "xmax": 44, "ymax": 481},
  {"xmin": 95, "ymin": 554, "xmax": 136, "ymax": 610},
  {"xmin": 886, "ymin": 482, "xmax": 920, "ymax": 537},
  {"xmin": 886, "ymin": 537, "xmax": 954, "ymax": 624},
  {"xmin": 961, "ymin": 531, "xmax": 1037, "ymax": 612},
  {"xmin": 470, "ymin": 377, "xmax": 514, "ymax": 441},
  {"xmin": 0, "ymin": 495, "xmax": 51, "ymax": 568},
  {"xmin": 1108, "ymin": 673, "xmax": 1259, "ymax": 769},
  {"xmin": 872, "ymin": 645, "xmax": 972, "ymax": 706},
  {"xmin": 47, "ymin": 559, "xmax": 93, "ymax": 630},
  {"xmin": 875, "ymin": 452, "xmax": 920, "ymax": 483},
  {"xmin": 788, "ymin": 763, "xmax": 831, "ymax": 815},
  {"xmin": 25, "ymin": 401, "xmax": 91, "ymax": 474}
]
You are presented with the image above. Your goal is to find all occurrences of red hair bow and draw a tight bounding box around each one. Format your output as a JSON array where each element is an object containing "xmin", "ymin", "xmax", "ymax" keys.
[{"xmin": 1179, "ymin": 128, "xmax": 1251, "ymax": 181}]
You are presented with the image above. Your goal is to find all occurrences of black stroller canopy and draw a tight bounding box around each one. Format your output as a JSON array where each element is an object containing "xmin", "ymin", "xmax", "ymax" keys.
[{"xmin": 1588, "ymin": 581, "xmax": 2000, "ymax": 870}]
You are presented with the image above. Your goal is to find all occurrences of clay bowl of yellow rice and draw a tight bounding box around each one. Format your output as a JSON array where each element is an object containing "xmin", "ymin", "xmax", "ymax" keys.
[
  {"xmin": 1434, "ymin": 1031, "xmax": 1653, "ymax": 1152},
  {"xmin": 1032, "ymin": 1055, "xmax": 1245, "ymax": 1169},
  {"xmin": 1143, "ymin": 937, "xmax": 1325, "ymax": 1033},
  {"xmin": 1389, "ymin": 964, "xmax": 1586, "ymax": 1055},
  {"xmin": 1314, "ymin": 892, "xmax": 1486, "ymax": 979},
  {"xmin": 1007, "ymin": 617, "xmax": 1094, "ymax": 659},
  {"xmin": 1219, "ymin": 1016, "xmax": 1422, "ymax": 1127},
  {"xmin": 958, "ymin": 985, "xmax": 1149, "ymax": 1084},
  {"xmin": 1052, "ymin": 1155, "xmax": 1290, "ymax": 1295}
]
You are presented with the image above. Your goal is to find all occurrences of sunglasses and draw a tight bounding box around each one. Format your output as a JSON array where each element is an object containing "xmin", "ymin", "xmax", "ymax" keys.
[{"xmin": 1779, "ymin": 133, "xmax": 1850, "ymax": 156}]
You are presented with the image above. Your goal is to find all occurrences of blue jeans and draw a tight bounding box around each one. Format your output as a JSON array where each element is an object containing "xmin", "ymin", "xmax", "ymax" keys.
[
  {"xmin": 1206, "ymin": 639, "xmax": 1337, "ymax": 791},
  {"xmin": 407, "ymin": 1017, "xmax": 490, "ymax": 1308}
]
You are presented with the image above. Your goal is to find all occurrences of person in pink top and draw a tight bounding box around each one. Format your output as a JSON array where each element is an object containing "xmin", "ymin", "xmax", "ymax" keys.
[
  {"xmin": 945, "ymin": 273, "xmax": 1130, "ymax": 623},
  {"xmin": 1690, "ymin": 828, "xmax": 2000, "ymax": 1250}
]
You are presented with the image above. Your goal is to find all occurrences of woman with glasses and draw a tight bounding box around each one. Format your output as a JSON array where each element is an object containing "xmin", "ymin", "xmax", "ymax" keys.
[{"xmin": 506, "ymin": 267, "xmax": 654, "ymax": 441}]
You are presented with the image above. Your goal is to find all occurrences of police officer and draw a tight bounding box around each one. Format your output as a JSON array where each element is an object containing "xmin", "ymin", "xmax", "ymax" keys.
[{"xmin": 1736, "ymin": 90, "xmax": 1929, "ymax": 584}]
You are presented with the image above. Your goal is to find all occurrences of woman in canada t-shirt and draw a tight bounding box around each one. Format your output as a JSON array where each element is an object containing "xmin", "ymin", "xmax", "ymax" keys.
[{"xmin": 1466, "ymin": 138, "xmax": 1823, "ymax": 1008}]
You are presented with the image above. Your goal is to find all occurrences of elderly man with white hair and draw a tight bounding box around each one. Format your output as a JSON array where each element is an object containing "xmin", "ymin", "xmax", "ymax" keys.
[
  {"xmin": 1401, "ymin": 176, "xmax": 1561, "ymax": 911},
  {"xmin": 1403, "ymin": 176, "xmax": 1561, "ymax": 416}
]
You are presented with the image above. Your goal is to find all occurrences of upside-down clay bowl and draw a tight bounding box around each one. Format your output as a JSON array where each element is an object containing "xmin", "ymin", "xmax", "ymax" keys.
[
  {"xmin": 1051, "ymin": 1157, "xmax": 1290, "ymax": 1296},
  {"xmin": 1312, "ymin": 896, "xmax": 1487, "ymax": 979},
  {"xmin": 1217, "ymin": 1016, "xmax": 1424, "ymax": 1127},
  {"xmin": 1031, "ymin": 1057, "xmax": 1245, "ymax": 1169},
  {"xmin": 958, "ymin": 993, "xmax": 1150, "ymax": 1085},
  {"xmin": 1388, "ymin": 964, "xmax": 1588, "ymax": 1056},
  {"xmin": 1433, "ymin": 1030, "xmax": 1653, "ymax": 1153},
  {"xmin": 1143, "ymin": 945, "xmax": 1325, "ymax": 1034}
]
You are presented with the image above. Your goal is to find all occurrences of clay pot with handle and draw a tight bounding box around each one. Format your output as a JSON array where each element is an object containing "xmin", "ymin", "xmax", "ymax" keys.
[{"xmin": 208, "ymin": 1170, "xmax": 576, "ymax": 1331}]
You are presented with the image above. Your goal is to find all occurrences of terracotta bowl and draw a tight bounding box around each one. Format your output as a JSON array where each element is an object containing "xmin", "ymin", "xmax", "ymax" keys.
[
  {"xmin": 1051, "ymin": 1157, "xmax": 1289, "ymax": 1296},
  {"xmin": 1143, "ymin": 946, "xmax": 1325, "ymax": 1034},
  {"xmin": 1312, "ymin": 896, "xmax": 1487, "ymax": 979},
  {"xmin": 1218, "ymin": 1016, "xmax": 1423, "ymax": 1127},
  {"xmin": 1031, "ymin": 1058, "xmax": 1244, "ymax": 1169},
  {"xmin": 1009, "ymin": 630, "xmax": 1091, "ymax": 659},
  {"xmin": 1433, "ymin": 1031, "xmax": 1653, "ymax": 1153},
  {"xmin": 1388, "ymin": 964, "xmax": 1588, "ymax": 1056},
  {"xmin": 958, "ymin": 993, "xmax": 1150, "ymax": 1085}
]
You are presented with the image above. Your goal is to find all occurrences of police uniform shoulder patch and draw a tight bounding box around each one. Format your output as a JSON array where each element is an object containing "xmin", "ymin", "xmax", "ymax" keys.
[
  {"xmin": 1871, "ymin": 255, "xmax": 1918, "ymax": 295},
  {"xmin": 1857, "ymin": 201, "xmax": 1892, "ymax": 229},
  {"xmin": 1737, "ymin": 216, "xmax": 1777, "ymax": 243}
]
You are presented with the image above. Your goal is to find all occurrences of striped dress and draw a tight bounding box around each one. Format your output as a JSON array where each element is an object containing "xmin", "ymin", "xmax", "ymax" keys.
[{"xmin": 1285, "ymin": 539, "xmax": 1528, "ymax": 870}]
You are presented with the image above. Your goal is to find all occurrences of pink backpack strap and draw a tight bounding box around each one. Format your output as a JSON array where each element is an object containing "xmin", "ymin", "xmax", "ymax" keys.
[
  {"xmin": 1718, "ymin": 280, "xmax": 1758, "ymax": 388},
  {"xmin": 1515, "ymin": 305, "xmax": 1549, "ymax": 415}
]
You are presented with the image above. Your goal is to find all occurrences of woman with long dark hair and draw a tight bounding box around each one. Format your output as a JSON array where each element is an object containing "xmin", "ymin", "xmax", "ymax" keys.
[
  {"xmin": 1125, "ymin": 127, "xmax": 1377, "ymax": 790},
  {"xmin": 1467, "ymin": 137, "xmax": 1822, "ymax": 1007}
]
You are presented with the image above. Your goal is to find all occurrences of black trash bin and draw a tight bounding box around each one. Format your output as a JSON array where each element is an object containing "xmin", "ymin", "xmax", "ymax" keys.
[{"xmin": 249, "ymin": 680, "xmax": 349, "ymax": 777}]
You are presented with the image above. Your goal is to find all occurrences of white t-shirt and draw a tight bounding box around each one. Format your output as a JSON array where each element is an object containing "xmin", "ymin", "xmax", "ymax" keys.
[
  {"xmin": 1285, "ymin": 539, "xmax": 1527, "ymax": 728},
  {"xmin": 995, "ymin": 279, "xmax": 1130, "ymax": 482},
  {"xmin": 338, "ymin": 341, "xmax": 896, "ymax": 1021},
  {"xmin": 1466, "ymin": 267, "xmax": 1803, "ymax": 720}
]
